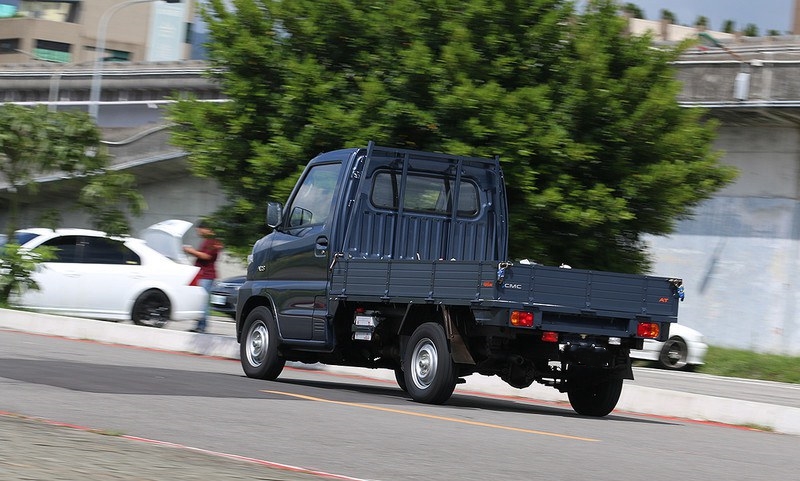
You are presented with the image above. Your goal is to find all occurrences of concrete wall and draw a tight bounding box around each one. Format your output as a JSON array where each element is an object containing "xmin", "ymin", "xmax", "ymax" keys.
[
  {"xmin": 134, "ymin": 175, "xmax": 246, "ymax": 279},
  {"xmin": 647, "ymin": 125, "xmax": 800, "ymax": 355}
]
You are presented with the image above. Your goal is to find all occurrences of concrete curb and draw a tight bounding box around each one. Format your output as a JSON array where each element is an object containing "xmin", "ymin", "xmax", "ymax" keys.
[
  {"xmin": 0, "ymin": 308, "xmax": 238, "ymax": 359},
  {"xmin": 2, "ymin": 308, "xmax": 798, "ymax": 435}
]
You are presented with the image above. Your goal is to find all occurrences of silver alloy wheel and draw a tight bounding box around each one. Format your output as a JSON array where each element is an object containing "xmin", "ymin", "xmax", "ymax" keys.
[
  {"xmin": 411, "ymin": 338, "xmax": 438, "ymax": 390},
  {"xmin": 246, "ymin": 320, "xmax": 269, "ymax": 368}
]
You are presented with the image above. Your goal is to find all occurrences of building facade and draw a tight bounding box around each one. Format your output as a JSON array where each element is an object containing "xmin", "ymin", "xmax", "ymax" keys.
[{"xmin": 0, "ymin": 0, "xmax": 197, "ymax": 64}]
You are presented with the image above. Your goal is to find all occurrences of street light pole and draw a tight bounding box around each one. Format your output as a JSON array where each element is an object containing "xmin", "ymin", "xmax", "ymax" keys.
[{"xmin": 88, "ymin": 0, "xmax": 181, "ymax": 121}]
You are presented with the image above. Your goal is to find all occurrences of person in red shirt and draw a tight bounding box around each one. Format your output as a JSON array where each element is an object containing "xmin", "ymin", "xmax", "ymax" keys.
[{"xmin": 183, "ymin": 219, "xmax": 223, "ymax": 333}]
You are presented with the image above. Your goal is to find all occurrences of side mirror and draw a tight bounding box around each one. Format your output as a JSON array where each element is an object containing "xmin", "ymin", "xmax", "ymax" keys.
[{"xmin": 266, "ymin": 202, "xmax": 283, "ymax": 228}]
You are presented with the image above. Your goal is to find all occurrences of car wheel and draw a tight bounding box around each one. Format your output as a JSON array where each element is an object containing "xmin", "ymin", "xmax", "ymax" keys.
[
  {"xmin": 403, "ymin": 322, "xmax": 457, "ymax": 405},
  {"xmin": 240, "ymin": 306, "xmax": 285, "ymax": 380},
  {"xmin": 131, "ymin": 289, "xmax": 170, "ymax": 328},
  {"xmin": 659, "ymin": 337, "xmax": 689, "ymax": 370},
  {"xmin": 567, "ymin": 376, "xmax": 624, "ymax": 417}
]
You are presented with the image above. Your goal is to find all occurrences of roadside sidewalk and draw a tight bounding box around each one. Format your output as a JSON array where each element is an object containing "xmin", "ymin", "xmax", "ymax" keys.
[
  {"xmin": 1, "ymin": 308, "xmax": 798, "ymax": 435},
  {"xmin": 0, "ymin": 413, "xmax": 355, "ymax": 481}
]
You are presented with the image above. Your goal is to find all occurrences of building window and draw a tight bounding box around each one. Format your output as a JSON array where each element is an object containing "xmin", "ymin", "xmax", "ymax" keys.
[
  {"xmin": 34, "ymin": 38, "xmax": 71, "ymax": 63},
  {"xmin": 18, "ymin": 1, "xmax": 79, "ymax": 23},
  {"xmin": 0, "ymin": 38, "xmax": 20, "ymax": 54},
  {"xmin": 88, "ymin": 47, "xmax": 130, "ymax": 62}
]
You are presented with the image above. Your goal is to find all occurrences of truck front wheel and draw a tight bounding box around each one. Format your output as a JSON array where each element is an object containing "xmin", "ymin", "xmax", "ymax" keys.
[
  {"xmin": 241, "ymin": 306, "xmax": 285, "ymax": 380},
  {"xmin": 404, "ymin": 322, "xmax": 457, "ymax": 404},
  {"xmin": 567, "ymin": 377, "xmax": 623, "ymax": 417}
]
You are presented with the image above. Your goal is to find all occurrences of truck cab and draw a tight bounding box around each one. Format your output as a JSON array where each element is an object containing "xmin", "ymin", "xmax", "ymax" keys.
[{"xmin": 238, "ymin": 143, "xmax": 508, "ymax": 347}]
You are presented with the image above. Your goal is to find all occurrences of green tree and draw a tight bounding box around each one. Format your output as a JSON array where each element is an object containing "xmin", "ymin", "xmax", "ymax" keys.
[
  {"xmin": 77, "ymin": 172, "xmax": 147, "ymax": 236},
  {"xmin": 0, "ymin": 104, "xmax": 145, "ymax": 236},
  {"xmin": 721, "ymin": 20, "xmax": 736, "ymax": 33},
  {"xmin": 622, "ymin": 3, "xmax": 644, "ymax": 18},
  {"xmin": 0, "ymin": 243, "xmax": 54, "ymax": 307},
  {"xmin": 743, "ymin": 23, "xmax": 759, "ymax": 37},
  {"xmin": 0, "ymin": 105, "xmax": 106, "ymax": 237},
  {"xmin": 170, "ymin": 0, "xmax": 736, "ymax": 272},
  {"xmin": 660, "ymin": 8, "xmax": 677, "ymax": 24},
  {"xmin": 695, "ymin": 16, "xmax": 709, "ymax": 28}
]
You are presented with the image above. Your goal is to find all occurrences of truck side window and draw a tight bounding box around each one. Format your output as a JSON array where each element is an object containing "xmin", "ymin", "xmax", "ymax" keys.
[
  {"xmin": 287, "ymin": 162, "xmax": 341, "ymax": 228},
  {"xmin": 371, "ymin": 172, "xmax": 479, "ymax": 217}
]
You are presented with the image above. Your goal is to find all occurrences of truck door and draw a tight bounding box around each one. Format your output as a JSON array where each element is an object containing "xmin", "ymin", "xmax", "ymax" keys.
[{"xmin": 267, "ymin": 162, "xmax": 342, "ymax": 341}]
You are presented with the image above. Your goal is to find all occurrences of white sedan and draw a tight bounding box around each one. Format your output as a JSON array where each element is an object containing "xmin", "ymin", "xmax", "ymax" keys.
[
  {"xmin": 5, "ymin": 223, "xmax": 207, "ymax": 328},
  {"xmin": 631, "ymin": 323, "xmax": 708, "ymax": 370}
]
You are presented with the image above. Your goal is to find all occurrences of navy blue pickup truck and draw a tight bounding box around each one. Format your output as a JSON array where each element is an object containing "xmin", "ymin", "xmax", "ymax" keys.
[{"xmin": 236, "ymin": 142, "xmax": 682, "ymax": 416}]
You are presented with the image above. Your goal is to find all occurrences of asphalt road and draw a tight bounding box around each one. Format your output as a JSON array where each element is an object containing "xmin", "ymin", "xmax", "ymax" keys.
[
  {"xmin": 2, "ymin": 309, "xmax": 799, "ymax": 433},
  {"xmin": 2, "ymin": 328, "xmax": 798, "ymax": 481}
]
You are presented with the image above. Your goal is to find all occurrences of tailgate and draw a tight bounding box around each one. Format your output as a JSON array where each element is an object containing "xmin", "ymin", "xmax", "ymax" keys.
[{"xmin": 488, "ymin": 263, "xmax": 681, "ymax": 319}]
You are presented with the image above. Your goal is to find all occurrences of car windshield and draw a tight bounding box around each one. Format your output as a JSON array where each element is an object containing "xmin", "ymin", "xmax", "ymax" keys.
[{"xmin": 15, "ymin": 232, "xmax": 41, "ymax": 245}]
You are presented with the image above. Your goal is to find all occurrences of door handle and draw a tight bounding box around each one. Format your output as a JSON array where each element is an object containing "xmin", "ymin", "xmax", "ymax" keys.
[{"xmin": 315, "ymin": 236, "xmax": 329, "ymax": 257}]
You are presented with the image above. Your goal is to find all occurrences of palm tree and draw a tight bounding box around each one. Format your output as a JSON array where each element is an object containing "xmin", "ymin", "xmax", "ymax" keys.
[
  {"xmin": 721, "ymin": 20, "xmax": 736, "ymax": 33},
  {"xmin": 660, "ymin": 9, "xmax": 677, "ymax": 24}
]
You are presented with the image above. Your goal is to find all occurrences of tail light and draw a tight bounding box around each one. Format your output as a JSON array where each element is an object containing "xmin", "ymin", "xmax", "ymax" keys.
[
  {"xmin": 510, "ymin": 310, "xmax": 534, "ymax": 327},
  {"xmin": 541, "ymin": 331, "xmax": 559, "ymax": 343},
  {"xmin": 637, "ymin": 322, "xmax": 660, "ymax": 338},
  {"xmin": 189, "ymin": 270, "xmax": 202, "ymax": 287}
]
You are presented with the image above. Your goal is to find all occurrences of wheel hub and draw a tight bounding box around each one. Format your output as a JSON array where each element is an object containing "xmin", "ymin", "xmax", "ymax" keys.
[
  {"xmin": 412, "ymin": 339, "xmax": 438, "ymax": 389},
  {"xmin": 247, "ymin": 323, "xmax": 268, "ymax": 367}
]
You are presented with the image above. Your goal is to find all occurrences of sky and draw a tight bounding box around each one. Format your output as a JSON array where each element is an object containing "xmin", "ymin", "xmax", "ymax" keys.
[{"xmin": 622, "ymin": 0, "xmax": 795, "ymax": 34}]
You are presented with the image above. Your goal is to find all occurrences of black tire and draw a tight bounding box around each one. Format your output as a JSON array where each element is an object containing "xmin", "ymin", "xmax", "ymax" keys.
[
  {"xmin": 658, "ymin": 337, "xmax": 689, "ymax": 370},
  {"xmin": 394, "ymin": 368, "xmax": 408, "ymax": 392},
  {"xmin": 240, "ymin": 306, "xmax": 285, "ymax": 380},
  {"xmin": 131, "ymin": 289, "xmax": 170, "ymax": 328},
  {"xmin": 567, "ymin": 378, "xmax": 624, "ymax": 417},
  {"xmin": 403, "ymin": 322, "xmax": 457, "ymax": 404}
]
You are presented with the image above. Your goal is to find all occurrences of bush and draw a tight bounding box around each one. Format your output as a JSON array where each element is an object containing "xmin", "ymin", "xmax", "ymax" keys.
[{"xmin": 0, "ymin": 243, "xmax": 55, "ymax": 307}]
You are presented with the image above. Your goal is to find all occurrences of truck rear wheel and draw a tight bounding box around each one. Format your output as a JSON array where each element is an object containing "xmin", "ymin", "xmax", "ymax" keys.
[
  {"xmin": 567, "ymin": 377, "xmax": 623, "ymax": 417},
  {"xmin": 241, "ymin": 306, "xmax": 285, "ymax": 380},
  {"xmin": 404, "ymin": 322, "xmax": 457, "ymax": 404}
]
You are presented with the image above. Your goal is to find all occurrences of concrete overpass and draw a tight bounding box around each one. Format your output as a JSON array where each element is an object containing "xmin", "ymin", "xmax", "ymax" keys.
[
  {"xmin": 653, "ymin": 42, "xmax": 800, "ymax": 355},
  {"xmin": 2, "ymin": 41, "xmax": 800, "ymax": 354}
]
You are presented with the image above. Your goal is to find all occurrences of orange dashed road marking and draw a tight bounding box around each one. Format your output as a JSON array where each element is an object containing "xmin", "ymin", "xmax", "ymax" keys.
[{"xmin": 261, "ymin": 390, "xmax": 599, "ymax": 442}]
